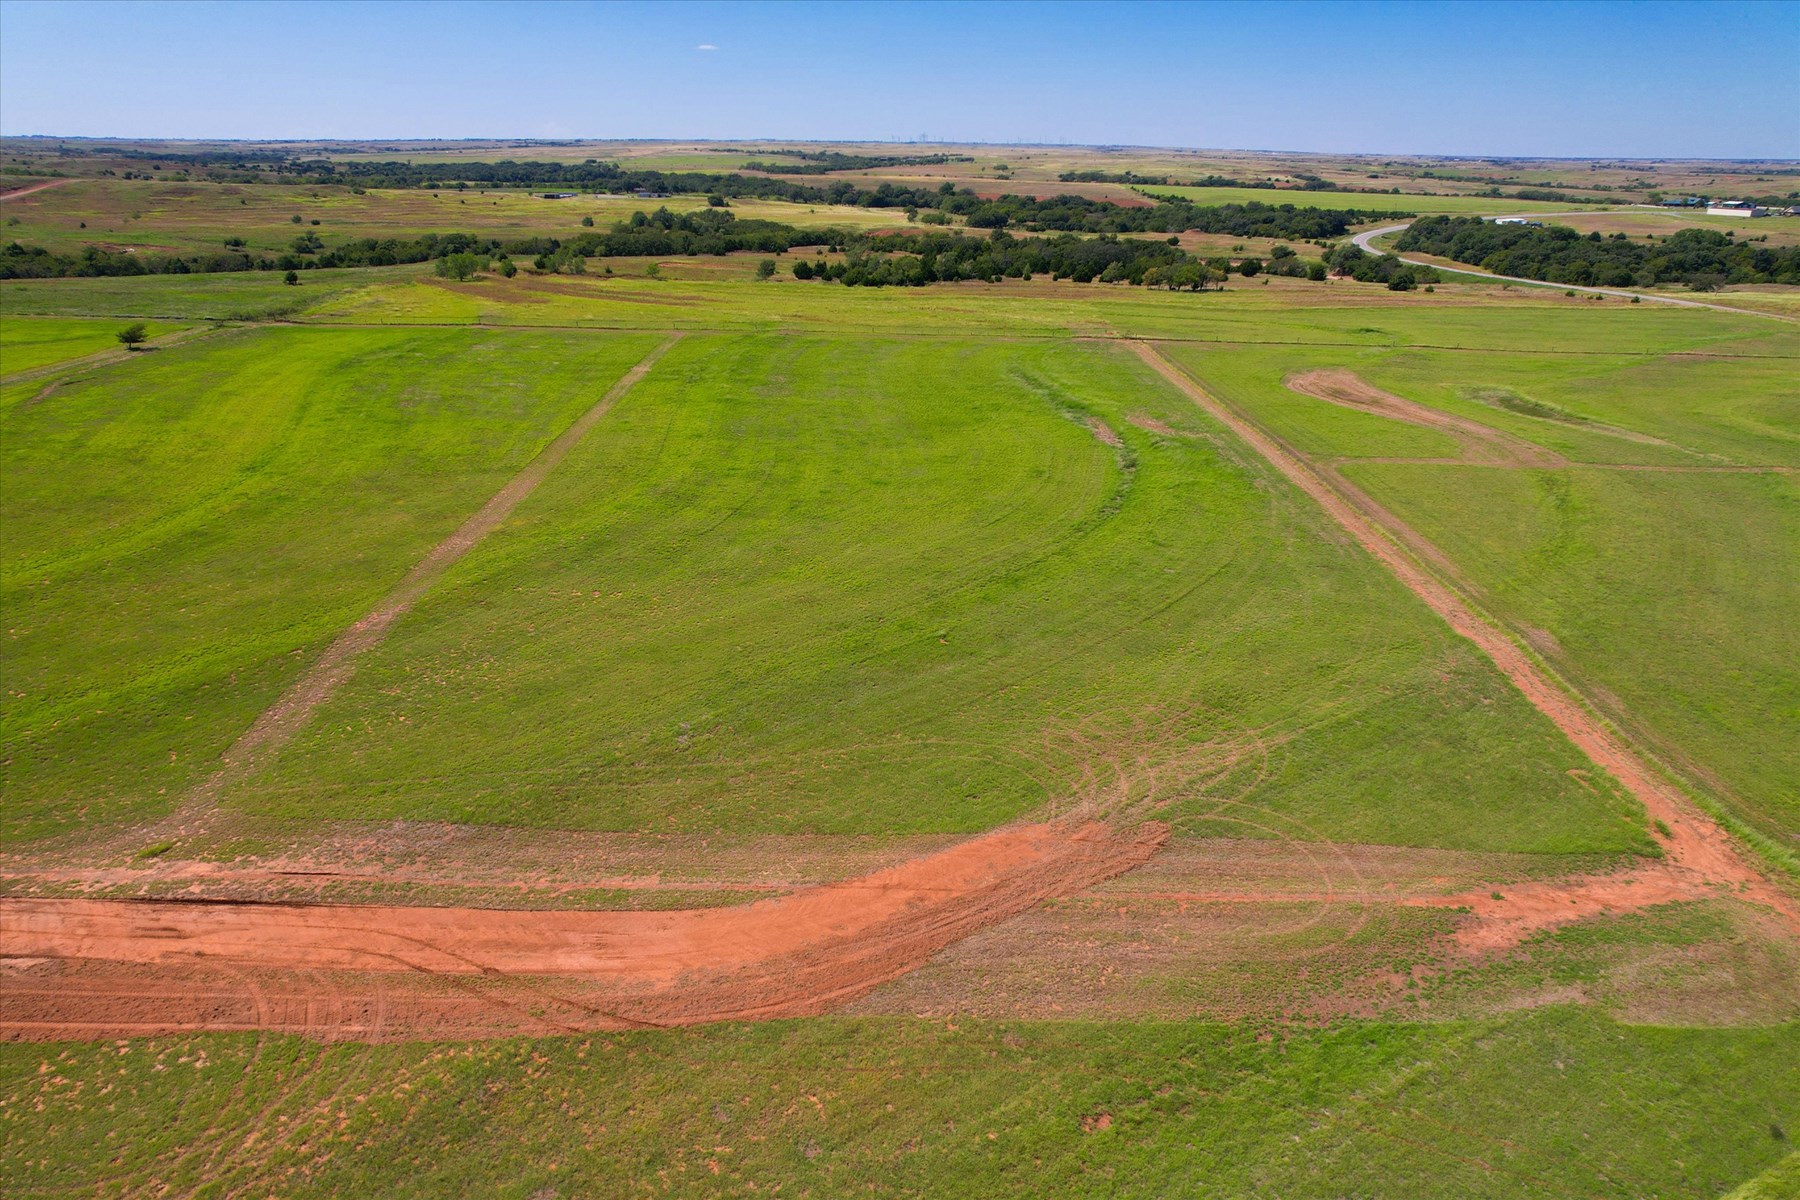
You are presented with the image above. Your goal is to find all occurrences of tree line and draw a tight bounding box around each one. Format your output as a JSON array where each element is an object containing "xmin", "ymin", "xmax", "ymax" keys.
[
  {"xmin": 0, "ymin": 196, "xmax": 1395, "ymax": 279},
  {"xmin": 740, "ymin": 152, "xmax": 973, "ymax": 174},
  {"xmin": 1394, "ymin": 216, "xmax": 1800, "ymax": 288}
]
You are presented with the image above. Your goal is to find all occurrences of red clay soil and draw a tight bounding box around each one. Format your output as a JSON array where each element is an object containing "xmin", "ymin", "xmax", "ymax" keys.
[
  {"xmin": 1, "ymin": 821, "xmax": 1167, "ymax": 1039},
  {"xmin": 1133, "ymin": 343, "xmax": 1797, "ymax": 930}
]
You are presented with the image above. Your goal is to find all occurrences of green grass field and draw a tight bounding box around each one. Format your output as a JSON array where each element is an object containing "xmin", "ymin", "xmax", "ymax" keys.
[
  {"xmin": 3, "ymin": 1008, "xmax": 1794, "ymax": 1198},
  {"xmin": 229, "ymin": 332, "xmax": 1642, "ymax": 852},
  {"xmin": 1, "ymin": 326, "xmax": 661, "ymax": 840},
  {"xmin": 0, "ymin": 315, "xmax": 189, "ymax": 375},
  {"xmin": 4, "ymin": 175, "xmax": 1798, "ymax": 1199},
  {"xmin": 1167, "ymin": 341, "xmax": 1800, "ymax": 854}
]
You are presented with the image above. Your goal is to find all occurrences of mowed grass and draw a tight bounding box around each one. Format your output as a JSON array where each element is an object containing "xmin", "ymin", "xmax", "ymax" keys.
[
  {"xmin": 3, "ymin": 1009, "xmax": 1794, "ymax": 1199},
  {"xmin": 1, "ymin": 326, "xmax": 662, "ymax": 841},
  {"xmin": 1168, "ymin": 342, "xmax": 1800, "ymax": 847},
  {"xmin": 0, "ymin": 178, "xmax": 913, "ymax": 257},
  {"xmin": 233, "ymin": 333, "xmax": 1647, "ymax": 853},
  {"xmin": 0, "ymin": 316, "xmax": 189, "ymax": 376}
]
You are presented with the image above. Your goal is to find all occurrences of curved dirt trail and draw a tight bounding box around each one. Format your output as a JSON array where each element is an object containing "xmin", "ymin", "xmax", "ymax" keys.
[
  {"xmin": 1, "ymin": 820, "xmax": 1167, "ymax": 1038},
  {"xmin": 0, "ymin": 178, "xmax": 71, "ymax": 201},
  {"xmin": 1286, "ymin": 368, "xmax": 1565, "ymax": 468},
  {"xmin": 1132, "ymin": 342, "xmax": 1796, "ymax": 928}
]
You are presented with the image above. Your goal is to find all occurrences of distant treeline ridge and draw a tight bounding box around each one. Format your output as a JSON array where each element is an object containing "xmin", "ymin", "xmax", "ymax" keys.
[{"xmin": 0, "ymin": 199, "xmax": 1402, "ymax": 279}]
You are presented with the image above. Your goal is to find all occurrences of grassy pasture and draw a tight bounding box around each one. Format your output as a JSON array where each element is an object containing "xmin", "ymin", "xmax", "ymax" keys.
[
  {"xmin": 1341, "ymin": 463, "xmax": 1800, "ymax": 845},
  {"xmin": 280, "ymin": 269, "xmax": 1793, "ymax": 353},
  {"xmin": 0, "ymin": 178, "xmax": 911, "ymax": 257},
  {"xmin": 3, "ymin": 1008, "xmax": 1794, "ymax": 1199},
  {"xmin": 1167, "ymin": 342, "xmax": 1800, "ymax": 846},
  {"xmin": 0, "ymin": 315, "xmax": 188, "ymax": 375},
  {"xmin": 1, "ymin": 326, "xmax": 661, "ymax": 841},
  {"xmin": 0, "ymin": 264, "xmax": 421, "ymax": 320},
  {"xmin": 230, "ymin": 333, "xmax": 1646, "ymax": 853}
]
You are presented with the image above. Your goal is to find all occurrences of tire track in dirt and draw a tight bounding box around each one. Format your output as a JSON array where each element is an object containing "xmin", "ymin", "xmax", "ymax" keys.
[
  {"xmin": 164, "ymin": 334, "xmax": 683, "ymax": 832},
  {"xmin": 1, "ymin": 819, "xmax": 1167, "ymax": 1039},
  {"xmin": 1132, "ymin": 341, "xmax": 1797, "ymax": 933}
]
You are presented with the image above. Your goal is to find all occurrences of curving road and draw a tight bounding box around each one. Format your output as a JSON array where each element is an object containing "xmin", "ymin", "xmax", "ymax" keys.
[{"xmin": 1350, "ymin": 217, "xmax": 1792, "ymax": 319}]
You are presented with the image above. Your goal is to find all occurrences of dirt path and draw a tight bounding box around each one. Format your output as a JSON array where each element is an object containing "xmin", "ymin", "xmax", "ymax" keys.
[
  {"xmin": 1131, "ymin": 341, "xmax": 1796, "ymax": 927},
  {"xmin": 0, "ymin": 178, "xmax": 70, "ymax": 201},
  {"xmin": 162, "ymin": 334, "xmax": 682, "ymax": 833},
  {"xmin": 1286, "ymin": 368, "xmax": 1566, "ymax": 468},
  {"xmin": 1, "ymin": 820, "xmax": 1166, "ymax": 1038}
]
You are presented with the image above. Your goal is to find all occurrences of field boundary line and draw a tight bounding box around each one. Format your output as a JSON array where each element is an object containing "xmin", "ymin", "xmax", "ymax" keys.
[
  {"xmin": 164, "ymin": 332, "xmax": 683, "ymax": 831},
  {"xmin": 1130, "ymin": 339, "xmax": 1798, "ymax": 916}
]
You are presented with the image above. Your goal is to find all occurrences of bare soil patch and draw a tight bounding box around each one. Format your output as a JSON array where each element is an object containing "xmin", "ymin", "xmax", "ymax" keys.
[{"xmin": 1, "ymin": 820, "xmax": 1167, "ymax": 1039}]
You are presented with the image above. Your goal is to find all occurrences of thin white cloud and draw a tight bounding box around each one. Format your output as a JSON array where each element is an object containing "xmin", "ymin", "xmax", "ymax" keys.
[{"xmin": 696, "ymin": 43, "xmax": 718, "ymax": 51}]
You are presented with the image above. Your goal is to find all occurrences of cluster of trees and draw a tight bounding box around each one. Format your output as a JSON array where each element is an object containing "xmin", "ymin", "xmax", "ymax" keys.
[
  {"xmin": 740, "ymin": 152, "xmax": 972, "ymax": 174},
  {"xmin": 1322, "ymin": 244, "xmax": 1439, "ymax": 290},
  {"xmin": 1395, "ymin": 216, "xmax": 1800, "ymax": 288},
  {"xmin": 551, "ymin": 208, "xmax": 840, "ymax": 260},
  {"xmin": 784, "ymin": 229, "xmax": 1320, "ymax": 290}
]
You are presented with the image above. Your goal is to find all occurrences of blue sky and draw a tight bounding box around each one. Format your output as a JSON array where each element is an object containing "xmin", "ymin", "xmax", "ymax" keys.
[{"xmin": 1, "ymin": 0, "xmax": 1795, "ymax": 157}]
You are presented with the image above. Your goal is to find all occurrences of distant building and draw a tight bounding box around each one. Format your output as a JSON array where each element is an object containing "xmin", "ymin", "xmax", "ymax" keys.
[
  {"xmin": 633, "ymin": 189, "xmax": 668, "ymax": 199},
  {"xmin": 1706, "ymin": 201, "xmax": 1767, "ymax": 217},
  {"xmin": 1493, "ymin": 217, "xmax": 1543, "ymax": 226},
  {"xmin": 540, "ymin": 192, "xmax": 578, "ymax": 199},
  {"xmin": 1660, "ymin": 196, "xmax": 1703, "ymax": 207}
]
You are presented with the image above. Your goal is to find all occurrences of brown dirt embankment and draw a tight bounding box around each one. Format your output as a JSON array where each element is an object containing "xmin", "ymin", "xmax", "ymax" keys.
[{"xmin": 1, "ymin": 819, "xmax": 1167, "ymax": 1038}]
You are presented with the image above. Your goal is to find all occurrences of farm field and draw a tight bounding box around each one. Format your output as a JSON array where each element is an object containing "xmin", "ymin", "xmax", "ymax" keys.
[
  {"xmin": 229, "ymin": 332, "xmax": 1637, "ymax": 852},
  {"xmin": 1, "ymin": 326, "xmax": 662, "ymax": 840},
  {"xmin": 0, "ymin": 178, "xmax": 908, "ymax": 257},
  {"xmin": 3, "ymin": 161, "xmax": 1799, "ymax": 1197},
  {"xmin": 1167, "ymin": 341, "xmax": 1800, "ymax": 854},
  {"xmin": 3, "ymin": 1008, "xmax": 1796, "ymax": 1199}
]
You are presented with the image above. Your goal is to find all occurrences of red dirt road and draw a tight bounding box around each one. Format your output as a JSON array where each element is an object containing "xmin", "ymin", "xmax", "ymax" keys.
[{"xmin": 2, "ymin": 821, "xmax": 1167, "ymax": 1037}]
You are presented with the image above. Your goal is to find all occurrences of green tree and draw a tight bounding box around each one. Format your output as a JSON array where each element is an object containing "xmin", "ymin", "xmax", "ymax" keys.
[
  {"xmin": 756, "ymin": 259, "xmax": 777, "ymax": 280},
  {"xmin": 435, "ymin": 252, "xmax": 486, "ymax": 281},
  {"xmin": 116, "ymin": 322, "xmax": 148, "ymax": 348},
  {"xmin": 283, "ymin": 270, "xmax": 299, "ymax": 285}
]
